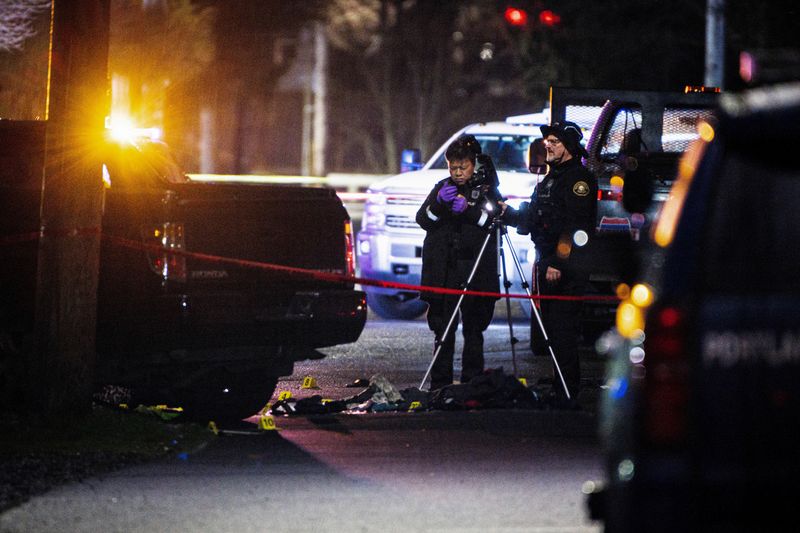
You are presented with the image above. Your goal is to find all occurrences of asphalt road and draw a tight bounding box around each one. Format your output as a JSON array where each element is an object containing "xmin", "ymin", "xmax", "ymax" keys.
[{"xmin": 0, "ymin": 311, "xmax": 608, "ymax": 533}]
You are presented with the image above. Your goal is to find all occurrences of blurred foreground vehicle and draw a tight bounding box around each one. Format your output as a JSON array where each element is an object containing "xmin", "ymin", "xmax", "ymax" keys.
[
  {"xmin": 587, "ymin": 80, "xmax": 800, "ymax": 532},
  {"xmin": 0, "ymin": 121, "xmax": 366, "ymax": 422}
]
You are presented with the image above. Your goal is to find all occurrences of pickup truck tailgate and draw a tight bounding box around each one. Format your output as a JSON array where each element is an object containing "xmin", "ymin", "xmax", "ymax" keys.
[
  {"xmin": 174, "ymin": 183, "xmax": 351, "ymax": 289},
  {"xmin": 98, "ymin": 182, "xmax": 364, "ymax": 351}
]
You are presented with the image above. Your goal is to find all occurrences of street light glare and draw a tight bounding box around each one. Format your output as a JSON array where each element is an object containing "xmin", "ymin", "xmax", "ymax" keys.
[{"xmin": 108, "ymin": 117, "xmax": 136, "ymax": 143}]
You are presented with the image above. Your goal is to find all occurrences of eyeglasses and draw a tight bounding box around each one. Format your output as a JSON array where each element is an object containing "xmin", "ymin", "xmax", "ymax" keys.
[{"xmin": 544, "ymin": 137, "xmax": 562, "ymax": 146}]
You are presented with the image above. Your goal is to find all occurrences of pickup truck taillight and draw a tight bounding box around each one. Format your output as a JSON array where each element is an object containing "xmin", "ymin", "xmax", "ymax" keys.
[
  {"xmin": 643, "ymin": 305, "xmax": 690, "ymax": 447},
  {"xmin": 142, "ymin": 222, "xmax": 187, "ymax": 283},
  {"xmin": 344, "ymin": 220, "xmax": 355, "ymax": 278}
]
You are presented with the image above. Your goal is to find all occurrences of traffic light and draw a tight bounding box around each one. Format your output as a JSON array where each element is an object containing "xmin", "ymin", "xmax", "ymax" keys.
[
  {"xmin": 504, "ymin": 7, "xmax": 529, "ymax": 27},
  {"xmin": 538, "ymin": 9, "xmax": 561, "ymax": 27}
]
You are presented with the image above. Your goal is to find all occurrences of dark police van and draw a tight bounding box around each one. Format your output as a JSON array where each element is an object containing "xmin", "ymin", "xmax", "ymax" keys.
[
  {"xmin": 547, "ymin": 86, "xmax": 719, "ymax": 349},
  {"xmin": 587, "ymin": 80, "xmax": 800, "ymax": 532}
]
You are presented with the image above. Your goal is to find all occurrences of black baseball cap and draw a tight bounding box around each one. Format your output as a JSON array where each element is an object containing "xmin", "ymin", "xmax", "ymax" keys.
[{"xmin": 540, "ymin": 121, "xmax": 588, "ymax": 157}]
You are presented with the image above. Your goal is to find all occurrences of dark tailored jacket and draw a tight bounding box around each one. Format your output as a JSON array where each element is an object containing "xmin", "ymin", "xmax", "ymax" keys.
[
  {"xmin": 415, "ymin": 178, "xmax": 500, "ymax": 304},
  {"xmin": 504, "ymin": 158, "xmax": 598, "ymax": 273}
]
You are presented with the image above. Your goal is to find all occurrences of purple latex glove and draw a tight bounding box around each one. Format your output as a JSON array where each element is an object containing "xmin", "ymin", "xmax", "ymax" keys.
[
  {"xmin": 436, "ymin": 184, "xmax": 458, "ymax": 203},
  {"xmin": 452, "ymin": 195, "xmax": 467, "ymax": 213}
]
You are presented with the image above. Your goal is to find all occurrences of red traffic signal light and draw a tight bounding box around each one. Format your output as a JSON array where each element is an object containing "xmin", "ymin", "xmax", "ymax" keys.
[
  {"xmin": 504, "ymin": 7, "xmax": 529, "ymax": 27},
  {"xmin": 539, "ymin": 9, "xmax": 561, "ymax": 26}
]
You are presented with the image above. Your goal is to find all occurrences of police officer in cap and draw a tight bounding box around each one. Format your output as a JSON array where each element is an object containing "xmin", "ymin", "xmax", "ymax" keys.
[{"xmin": 503, "ymin": 121, "xmax": 597, "ymax": 404}]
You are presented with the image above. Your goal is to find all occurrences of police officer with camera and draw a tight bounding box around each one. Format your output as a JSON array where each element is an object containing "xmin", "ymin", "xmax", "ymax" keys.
[
  {"xmin": 415, "ymin": 135, "xmax": 502, "ymax": 391},
  {"xmin": 503, "ymin": 121, "xmax": 597, "ymax": 404}
]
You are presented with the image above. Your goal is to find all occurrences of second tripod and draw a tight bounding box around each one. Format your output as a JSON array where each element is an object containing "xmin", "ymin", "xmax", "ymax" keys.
[{"xmin": 419, "ymin": 218, "xmax": 573, "ymax": 400}]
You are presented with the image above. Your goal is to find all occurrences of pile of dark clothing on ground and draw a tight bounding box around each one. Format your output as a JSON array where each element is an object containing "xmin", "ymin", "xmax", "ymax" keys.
[{"xmin": 269, "ymin": 367, "xmax": 576, "ymax": 416}]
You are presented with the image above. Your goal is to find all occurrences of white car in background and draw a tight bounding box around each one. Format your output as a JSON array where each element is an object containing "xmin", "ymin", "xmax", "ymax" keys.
[{"xmin": 357, "ymin": 120, "xmax": 543, "ymax": 319}]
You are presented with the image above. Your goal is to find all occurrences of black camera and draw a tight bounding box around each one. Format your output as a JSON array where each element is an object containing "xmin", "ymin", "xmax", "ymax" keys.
[
  {"xmin": 472, "ymin": 153, "xmax": 500, "ymax": 190},
  {"xmin": 465, "ymin": 153, "xmax": 502, "ymax": 207},
  {"xmin": 453, "ymin": 134, "xmax": 503, "ymax": 215}
]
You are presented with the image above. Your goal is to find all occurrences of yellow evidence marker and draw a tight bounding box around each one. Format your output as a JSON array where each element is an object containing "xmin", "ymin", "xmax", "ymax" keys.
[
  {"xmin": 258, "ymin": 415, "xmax": 277, "ymax": 431},
  {"xmin": 301, "ymin": 376, "xmax": 319, "ymax": 389}
]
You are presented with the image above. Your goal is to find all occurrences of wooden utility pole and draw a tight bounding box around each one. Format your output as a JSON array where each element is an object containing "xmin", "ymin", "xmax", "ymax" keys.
[{"xmin": 33, "ymin": 0, "xmax": 110, "ymax": 417}]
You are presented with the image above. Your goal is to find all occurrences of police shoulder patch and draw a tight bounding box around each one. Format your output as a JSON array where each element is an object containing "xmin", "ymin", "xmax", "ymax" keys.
[{"xmin": 573, "ymin": 181, "xmax": 590, "ymax": 197}]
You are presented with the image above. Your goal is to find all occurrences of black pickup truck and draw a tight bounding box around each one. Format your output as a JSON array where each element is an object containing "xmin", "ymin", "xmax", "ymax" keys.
[{"xmin": 0, "ymin": 120, "xmax": 366, "ymax": 421}]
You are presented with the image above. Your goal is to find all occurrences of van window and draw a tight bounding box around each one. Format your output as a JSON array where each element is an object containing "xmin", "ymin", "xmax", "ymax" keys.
[
  {"xmin": 663, "ymin": 107, "xmax": 714, "ymax": 153},
  {"xmin": 600, "ymin": 106, "xmax": 642, "ymax": 158},
  {"xmin": 564, "ymin": 104, "xmax": 602, "ymax": 139}
]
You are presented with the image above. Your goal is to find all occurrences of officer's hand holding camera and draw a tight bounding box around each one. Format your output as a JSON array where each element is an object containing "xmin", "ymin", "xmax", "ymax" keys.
[{"xmin": 452, "ymin": 195, "xmax": 467, "ymax": 213}]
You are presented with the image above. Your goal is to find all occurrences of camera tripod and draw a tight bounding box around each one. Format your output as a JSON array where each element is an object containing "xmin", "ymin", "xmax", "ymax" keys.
[{"xmin": 419, "ymin": 217, "xmax": 572, "ymax": 401}]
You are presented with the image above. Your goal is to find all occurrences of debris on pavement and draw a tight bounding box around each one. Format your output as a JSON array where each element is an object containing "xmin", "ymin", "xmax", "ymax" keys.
[
  {"xmin": 345, "ymin": 377, "xmax": 370, "ymax": 388},
  {"xmin": 268, "ymin": 368, "xmax": 554, "ymax": 416}
]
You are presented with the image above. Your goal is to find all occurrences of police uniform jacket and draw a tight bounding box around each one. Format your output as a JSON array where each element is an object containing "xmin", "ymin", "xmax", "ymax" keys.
[
  {"xmin": 505, "ymin": 158, "xmax": 598, "ymax": 274},
  {"xmin": 415, "ymin": 178, "xmax": 500, "ymax": 304}
]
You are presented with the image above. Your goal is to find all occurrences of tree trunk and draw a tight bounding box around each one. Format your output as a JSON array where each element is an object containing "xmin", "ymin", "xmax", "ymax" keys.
[{"xmin": 33, "ymin": 0, "xmax": 110, "ymax": 419}]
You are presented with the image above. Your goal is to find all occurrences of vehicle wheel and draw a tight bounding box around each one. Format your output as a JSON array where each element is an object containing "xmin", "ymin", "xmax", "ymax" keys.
[
  {"xmin": 367, "ymin": 293, "xmax": 427, "ymax": 320},
  {"xmin": 176, "ymin": 371, "xmax": 279, "ymax": 425}
]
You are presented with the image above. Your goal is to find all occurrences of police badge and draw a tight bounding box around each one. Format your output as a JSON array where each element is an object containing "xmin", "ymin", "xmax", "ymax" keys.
[{"xmin": 573, "ymin": 181, "xmax": 590, "ymax": 197}]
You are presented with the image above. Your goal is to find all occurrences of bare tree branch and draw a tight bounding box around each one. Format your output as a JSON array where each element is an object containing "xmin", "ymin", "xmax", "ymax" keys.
[
  {"xmin": 0, "ymin": 0, "xmax": 51, "ymax": 52},
  {"xmin": 325, "ymin": 0, "xmax": 520, "ymax": 172}
]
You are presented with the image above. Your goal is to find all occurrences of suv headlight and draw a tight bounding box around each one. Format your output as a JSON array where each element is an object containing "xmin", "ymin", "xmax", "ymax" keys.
[{"xmin": 364, "ymin": 192, "xmax": 386, "ymax": 230}]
